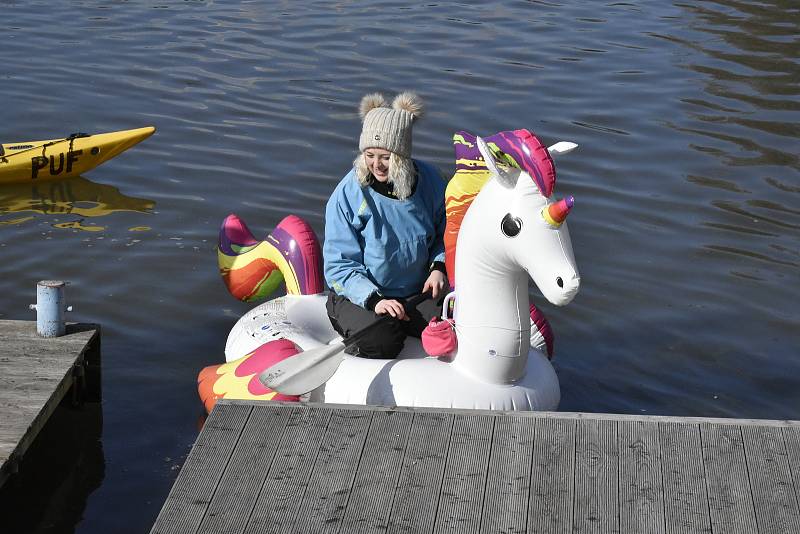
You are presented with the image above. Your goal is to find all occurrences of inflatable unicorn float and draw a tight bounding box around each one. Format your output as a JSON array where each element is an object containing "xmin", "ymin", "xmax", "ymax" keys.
[{"xmin": 197, "ymin": 129, "xmax": 580, "ymax": 413}]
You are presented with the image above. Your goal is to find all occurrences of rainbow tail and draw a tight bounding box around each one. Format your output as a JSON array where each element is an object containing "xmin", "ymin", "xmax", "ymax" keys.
[{"xmin": 218, "ymin": 213, "xmax": 324, "ymax": 301}]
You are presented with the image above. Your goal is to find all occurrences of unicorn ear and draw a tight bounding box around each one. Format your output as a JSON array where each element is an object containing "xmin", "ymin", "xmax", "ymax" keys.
[{"xmin": 476, "ymin": 136, "xmax": 518, "ymax": 188}]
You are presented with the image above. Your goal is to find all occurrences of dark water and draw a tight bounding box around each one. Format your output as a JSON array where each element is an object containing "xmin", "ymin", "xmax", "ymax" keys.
[{"xmin": 0, "ymin": 1, "xmax": 798, "ymax": 532}]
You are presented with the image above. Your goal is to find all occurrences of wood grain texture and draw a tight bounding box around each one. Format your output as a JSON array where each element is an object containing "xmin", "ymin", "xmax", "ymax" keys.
[
  {"xmin": 434, "ymin": 414, "xmax": 494, "ymax": 534},
  {"xmin": 481, "ymin": 415, "xmax": 535, "ymax": 534},
  {"xmin": 659, "ymin": 422, "xmax": 711, "ymax": 534},
  {"xmin": 244, "ymin": 406, "xmax": 332, "ymax": 534},
  {"xmin": 741, "ymin": 425, "xmax": 800, "ymax": 534},
  {"xmin": 618, "ymin": 420, "xmax": 665, "ymax": 534},
  {"xmin": 387, "ymin": 411, "xmax": 453, "ymax": 534},
  {"xmin": 196, "ymin": 404, "xmax": 292, "ymax": 534},
  {"xmin": 150, "ymin": 403, "xmax": 252, "ymax": 534},
  {"xmin": 574, "ymin": 418, "xmax": 618, "ymax": 534},
  {"xmin": 152, "ymin": 401, "xmax": 800, "ymax": 534},
  {"xmin": 528, "ymin": 417, "xmax": 576, "ymax": 534},
  {"xmin": 0, "ymin": 320, "xmax": 98, "ymax": 487},
  {"xmin": 784, "ymin": 426, "xmax": 800, "ymax": 529},
  {"xmin": 701, "ymin": 423, "xmax": 758, "ymax": 534},
  {"xmin": 292, "ymin": 407, "xmax": 372, "ymax": 534},
  {"xmin": 340, "ymin": 409, "xmax": 414, "ymax": 533}
]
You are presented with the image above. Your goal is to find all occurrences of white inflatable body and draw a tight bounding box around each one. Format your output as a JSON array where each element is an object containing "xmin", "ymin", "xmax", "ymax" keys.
[
  {"xmin": 215, "ymin": 130, "xmax": 580, "ymax": 413},
  {"xmin": 224, "ymin": 293, "xmax": 562, "ymax": 410}
]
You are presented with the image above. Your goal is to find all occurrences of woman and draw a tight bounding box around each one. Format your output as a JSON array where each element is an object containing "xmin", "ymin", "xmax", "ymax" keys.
[{"xmin": 323, "ymin": 92, "xmax": 448, "ymax": 359}]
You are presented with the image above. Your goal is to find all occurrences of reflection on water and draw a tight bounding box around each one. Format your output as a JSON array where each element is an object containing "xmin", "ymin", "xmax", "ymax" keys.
[{"xmin": 0, "ymin": 175, "xmax": 155, "ymax": 230}]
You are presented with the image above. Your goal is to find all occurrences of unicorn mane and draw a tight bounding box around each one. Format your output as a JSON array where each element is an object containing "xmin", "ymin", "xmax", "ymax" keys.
[{"xmin": 445, "ymin": 129, "xmax": 556, "ymax": 284}]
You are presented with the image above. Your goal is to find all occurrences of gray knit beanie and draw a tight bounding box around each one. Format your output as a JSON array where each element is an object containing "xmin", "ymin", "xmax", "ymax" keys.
[{"xmin": 358, "ymin": 92, "xmax": 424, "ymax": 158}]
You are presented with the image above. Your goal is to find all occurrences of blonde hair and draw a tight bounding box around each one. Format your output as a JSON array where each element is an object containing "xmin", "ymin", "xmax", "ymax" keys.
[{"xmin": 353, "ymin": 151, "xmax": 416, "ymax": 200}]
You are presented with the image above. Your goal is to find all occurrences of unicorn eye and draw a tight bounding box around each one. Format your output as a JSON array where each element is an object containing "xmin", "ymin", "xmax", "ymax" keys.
[{"xmin": 501, "ymin": 213, "xmax": 522, "ymax": 237}]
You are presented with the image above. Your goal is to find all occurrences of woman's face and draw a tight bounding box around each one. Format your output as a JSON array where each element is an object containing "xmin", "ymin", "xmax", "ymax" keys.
[{"xmin": 363, "ymin": 148, "xmax": 391, "ymax": 182}]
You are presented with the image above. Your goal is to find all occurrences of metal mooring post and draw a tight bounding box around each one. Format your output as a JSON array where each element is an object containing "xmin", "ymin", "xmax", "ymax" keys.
[{"xmin": 30, "ymin": 280, "xmax": 73, "ymax": 337}]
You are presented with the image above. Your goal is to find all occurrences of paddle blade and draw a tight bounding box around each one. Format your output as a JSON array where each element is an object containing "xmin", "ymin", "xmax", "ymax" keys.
[{"xmin": 259, "ymin": 342, "xmax": 346, "ymax": 395}]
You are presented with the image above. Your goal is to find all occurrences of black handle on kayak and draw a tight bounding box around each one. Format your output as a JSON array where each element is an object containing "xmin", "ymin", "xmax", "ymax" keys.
[{"xmin": 342, "ymin": 292, "xmax": 430, "ymax": 348}]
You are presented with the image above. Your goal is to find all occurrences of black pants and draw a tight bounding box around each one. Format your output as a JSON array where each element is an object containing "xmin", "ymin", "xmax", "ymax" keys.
[{"xmin": 326, "ymin": 292, "xmax": 443, "ymax": 359}]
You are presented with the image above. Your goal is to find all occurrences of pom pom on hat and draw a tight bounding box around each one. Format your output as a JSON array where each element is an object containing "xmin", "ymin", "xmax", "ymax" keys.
[
  {"xmin": 392, "ymin": 92, "xmax": 424, "ymax": 119},
  {"xmin": 359, "ymin": 91, "xmax": 424, "ymax": 158},
  {"xmin": 359, "ymin": 93, "xmax": 388, "ymax": 120}
]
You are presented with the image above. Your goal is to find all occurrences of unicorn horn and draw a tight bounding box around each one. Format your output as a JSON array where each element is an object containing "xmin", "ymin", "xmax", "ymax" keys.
[{"xmin": 543, "ymin": 196, "xmax": 574, "ymax": 227}]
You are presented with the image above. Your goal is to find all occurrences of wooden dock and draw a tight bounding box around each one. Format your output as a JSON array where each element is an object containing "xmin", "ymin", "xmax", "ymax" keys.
[
  {"xmin": 0, "ymin": 320, "xmax": 100, "ymax": 487},
  {"xmin": 151, "ymin": 400, "xmax": 800, "ymax": 534}
]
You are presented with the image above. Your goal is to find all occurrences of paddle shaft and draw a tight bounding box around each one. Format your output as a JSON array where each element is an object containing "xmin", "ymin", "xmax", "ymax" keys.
[{"xmin": 259, "ymin": 291, "xmax": 433, "ymax": 395}]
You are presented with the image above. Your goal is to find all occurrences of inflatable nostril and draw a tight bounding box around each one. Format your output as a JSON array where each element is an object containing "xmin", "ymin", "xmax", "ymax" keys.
[{"xmin": 556, "ymin": 277, "xmax": 563, "ymax": 288}]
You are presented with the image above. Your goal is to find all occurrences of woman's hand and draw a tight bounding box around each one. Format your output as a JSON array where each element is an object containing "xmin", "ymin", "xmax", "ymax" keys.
[
  {"xmin": 423, "ymin": 270, "xmax": 448, "ymax": 299},
  {"xmin": 374, "ymin": 299, "xmax": 409, "ymax": 320}
]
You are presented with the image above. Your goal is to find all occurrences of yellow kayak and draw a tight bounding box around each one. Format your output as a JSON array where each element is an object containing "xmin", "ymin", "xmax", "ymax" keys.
[{"xmin": 0, "ymin": 126, "xmax": 155, "ymax": 184}]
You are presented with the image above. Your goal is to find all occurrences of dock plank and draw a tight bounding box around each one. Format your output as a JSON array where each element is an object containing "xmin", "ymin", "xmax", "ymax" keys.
[
  {"xmin": 152, "ymin": 402, "xmax": 800, "ymax": 534},
  {"xmin": 292, "ymin": 408, "xmax": 372, "ymax": 533},
  {"xmin": 701, "ymin": 423, "xmax": 759, "ymax": 534},
  {"xmin": 742, "ymin": 425, "xmax": 800, "ymax": 534},
  {"xmin": 659, "ymin": 422, "xmax": 711, "ymax": 534},
  {"xmin": 0, "ymin": 320, "xmax": 99, "ymax": 487},
  {"xmin": 481, "ymin": 415, "xmax": 535, "ymax": 534},
  {"xmin": 434, "ymin": 414, "xmax": 494, "ymax": 534},
  {"xmin": 785, "ymin": 427, "xmax": 800, "ymax": 526},
  {"xmin": 340, "ymin": 409, "xmax": 414, "ymax": 533},
  {"xmin": 196, "ymin": 404, "xmax": 292, "ymax": 534},
  {"xmin": 528, "ymin": 417, "xmax": 576, "ymax": 534},
  {"xmin": 574, "ymin": 418, "xmax": 619, "ymax": 534},
  {"xmin": 618, "ymin": 420, "xmax": 665, "ymax": 533},
  {"xmin": 150, "ymin": 403, "xmax": 252, "ymax": 534},
  {"xmin": 244, "ymin": 406, "xmax": 331, "ymax": 534},
  {"xmin": 387, "ymin": 411, "xmax": 453, "ymax": 534}
]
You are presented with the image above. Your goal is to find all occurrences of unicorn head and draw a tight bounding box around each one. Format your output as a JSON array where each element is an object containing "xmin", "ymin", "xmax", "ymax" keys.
[
  {"xmin": 446, "ymin": 129, "xmax": 580, "ymax": 384},
  {"xmin": 473, "ymin": 135, "xmax": 580, "ymax": 306}
]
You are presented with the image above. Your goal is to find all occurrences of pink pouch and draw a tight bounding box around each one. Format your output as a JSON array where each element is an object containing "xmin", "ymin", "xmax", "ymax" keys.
[{"xmin": 422, "ymin": 292, "xmax": 457, "ymax": 357}]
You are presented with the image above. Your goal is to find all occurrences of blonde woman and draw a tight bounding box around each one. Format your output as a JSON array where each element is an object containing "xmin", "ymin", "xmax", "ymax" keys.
[{"xmin": 324, "ymin": 92, "xmax": 447, "ymax": 358}]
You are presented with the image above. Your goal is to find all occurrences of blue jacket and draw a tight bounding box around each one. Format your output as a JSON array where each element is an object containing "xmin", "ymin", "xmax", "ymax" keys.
[{"xmin": 324, "ymin": 160, "xmax": 447, "ymax": 307}]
